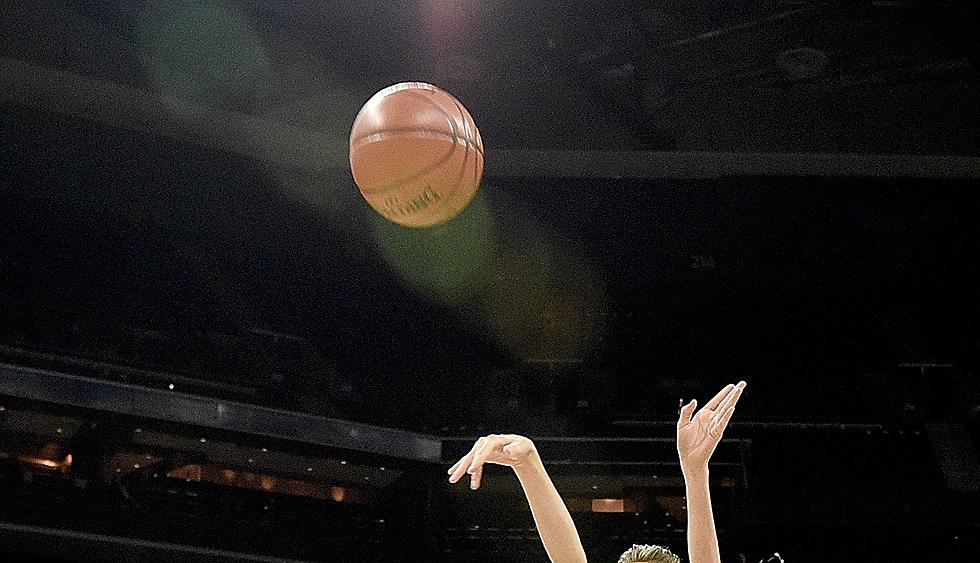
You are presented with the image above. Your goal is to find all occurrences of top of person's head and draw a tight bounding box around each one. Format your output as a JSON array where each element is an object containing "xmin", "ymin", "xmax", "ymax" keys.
[{"xmin": 618, "ymin": 544, "xmax": 681, "ymax": 563}]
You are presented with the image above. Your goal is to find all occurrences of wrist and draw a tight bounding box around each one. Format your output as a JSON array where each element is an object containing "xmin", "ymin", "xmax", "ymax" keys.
[
  {"xmin": 681, "ymin": 463, "xmax": 709, "ymax": 482},
  {"xmin": 512, "ymin": 448, "xmax": 544, "ymax": 477}
]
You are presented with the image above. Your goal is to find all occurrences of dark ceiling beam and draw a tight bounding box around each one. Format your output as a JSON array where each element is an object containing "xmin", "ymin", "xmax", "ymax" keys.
[
  {"xmin": 442, "ymin": 436, "xmax": 748, "ymax": 466},
  {"xmin": 491, "ymin": 148, "xmax": 980, "ymax": 178},
  {"xmin": 0, "ymin": 344, "xmax": 260, "ymax": 401},
  {"xmin": 649, "ymin": 5, "xmax": 820, "ymax": 51},
  {"xmin": 0, "ymin": 363, "xmax": 442, "ymax": 462},
  {"xmin": 0, "ymin": 522, "xmax": 305, "ymax": 563},
  {"xmin": 612, "ymin": 420, "xmax": 884, "ymax": 432},
  {"xmin": 2, "ymin": 56, "xmax": 979, "ymax": 179}
]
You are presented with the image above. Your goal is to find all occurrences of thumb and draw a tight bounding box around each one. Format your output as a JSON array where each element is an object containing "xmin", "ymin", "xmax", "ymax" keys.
[{"xmin": 678, "ymin": 399, "xmax": 697, "ymax": 426}]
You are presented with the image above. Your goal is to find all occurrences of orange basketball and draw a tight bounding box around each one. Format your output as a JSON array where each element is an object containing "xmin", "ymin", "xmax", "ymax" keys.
[{"xmin": 349, "ymin": 82, "xmax": 484, "ymax": 228}]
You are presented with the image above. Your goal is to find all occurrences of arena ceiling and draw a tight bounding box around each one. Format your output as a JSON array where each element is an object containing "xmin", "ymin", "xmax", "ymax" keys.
[{"xmin": 1, "ymin": 0, "xmax": 979, "ymax": 431}]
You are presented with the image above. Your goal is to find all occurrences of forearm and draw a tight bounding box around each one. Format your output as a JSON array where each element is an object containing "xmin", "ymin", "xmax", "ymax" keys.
[
  {"xmin": 684, "ymin": 467, "xmax": 720, "ymax": 563},
  {"xmin": 513, "ymin": 454, "xmax": 587, "ymax": 563}
]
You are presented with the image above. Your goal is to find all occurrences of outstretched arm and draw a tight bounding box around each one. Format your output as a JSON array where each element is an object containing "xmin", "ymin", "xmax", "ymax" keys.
[
  {"xmin": 677, "ymin": 381, "xmax": 746, "ymax": 563},
  {"xmin": 448, "ymin": 434, "xmax": 587, "ymax": 563}
]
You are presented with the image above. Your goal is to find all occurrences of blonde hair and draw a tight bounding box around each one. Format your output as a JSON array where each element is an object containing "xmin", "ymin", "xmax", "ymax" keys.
[{"xmin": 618, "ymin": 544, "xmax": 681, "ymax": 563}]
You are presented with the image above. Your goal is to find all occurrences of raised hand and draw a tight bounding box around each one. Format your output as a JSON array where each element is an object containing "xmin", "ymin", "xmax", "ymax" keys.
[
  {"xmin": 677, "ymin": 381, "xmax": 746, "ymax": 475},
  {"xmin": 448, "ymin": 433, "xmax": 585, "ymax": 563},
  {"xmin": 448, "ymin": 434, "xmax": 538, "ymax": 490}
]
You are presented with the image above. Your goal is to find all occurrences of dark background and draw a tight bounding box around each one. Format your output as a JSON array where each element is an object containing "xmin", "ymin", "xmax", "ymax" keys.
[{"xmin": 1, "ymin": 1, "xmax": 979, "ymax": 561}]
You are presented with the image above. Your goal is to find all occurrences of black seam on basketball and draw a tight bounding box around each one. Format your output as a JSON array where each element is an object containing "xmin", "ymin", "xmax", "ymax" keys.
[
  {"xmin": 454, "ymin": 98, "xmax": 482, "ymax": 155},
  {"xmin": 434, "ymin": 99, "xmax": 482, "ymax": 223},
  {"xmin": 351, "ymin": 129, "xmax": 485, "ymax": 157},
  {"xmin": 355, "ymin": 90, "xmax": 459, "ymax": 195},
  {"xmin": 457, "ymin": 100, "xmax": 484, "ymax": 201},
  {"xmin": 474, "ymin": 148, "xmax": 484, "ymax": 185},
  {"xmin": 404, "ymin": 89, "xmax": 458, "ymax": 139},
  {"xmin": 443, "ymin": 127, "xmax": 469, "ymax": 214},
  {"xmin": 455, "ymin": 100, "xmax": 470, "ymax": 145},
  {"xmin": 443, "ymin": 99, "xmax": 474, "ymax": 211},
  {"xmin": 419, "ymin": 128, "xmax": 466, "ymax": 223}
]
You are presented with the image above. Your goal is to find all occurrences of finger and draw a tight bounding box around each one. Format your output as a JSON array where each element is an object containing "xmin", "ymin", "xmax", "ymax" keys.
[
  {"xmin": 677, "ymin": 399, "xmax": 697, "ymax": 427},
  {"xmin": 447, "ymin": 457, "xmax": 465, "ymax": 475},
  {"xmin": 716, "ymin": 381, "xmax": 746, "ymax": 414},
  {"xmin": 703, "ymin": 383, "xmax": 735, "ymax": 411},
  {"xmin": 449, "ymin": 446, "xmax": 478, "ymax": 475},
  {"xmin": 449, "ymin": 438, "xmax": 485, "ymax": 483},
  {"xmin": 467, "ymin": 435, "xmax": 503, "ymax": 474},
  {"xmin": 470, "ymin": 464, "xmax": 484, "ymax": 490},
  {"xmin": 448, "ymin": 452, "xmax": 473, "ymax": 483},
  {"xmin": 709, "ymin": 405, "xmax": 737, "ymax": 436}
]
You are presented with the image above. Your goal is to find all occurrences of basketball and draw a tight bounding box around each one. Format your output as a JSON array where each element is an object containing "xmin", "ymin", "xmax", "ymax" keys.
[{"xmin": 349, "ymin": 82, "xmax": 484, "ymax": 228}]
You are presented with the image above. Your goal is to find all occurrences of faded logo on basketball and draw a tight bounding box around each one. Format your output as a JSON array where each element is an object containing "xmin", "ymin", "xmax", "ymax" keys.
[{"xmin": 379, "ymin": 185, "xmax": 443, "ymax": 220}]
